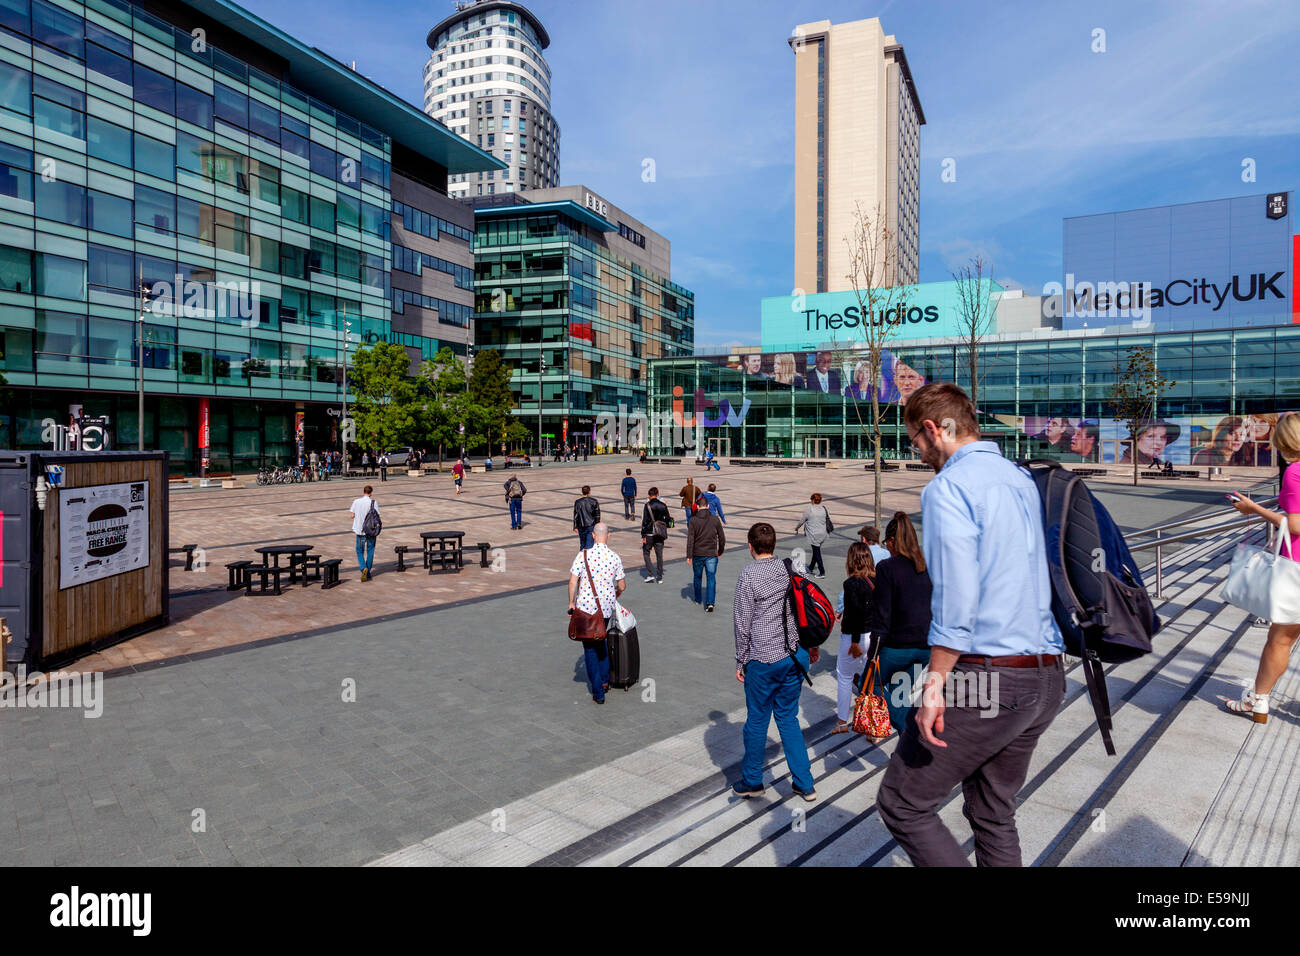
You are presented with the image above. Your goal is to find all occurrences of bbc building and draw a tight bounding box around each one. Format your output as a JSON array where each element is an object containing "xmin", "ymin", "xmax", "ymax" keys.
[
  {"xmin": 648, "ymin": 191, "xmax": 1297, "ymax": 467},
  {"xmin": 0, "ymin": 0, "xmax": 502, "ymax": 470}
]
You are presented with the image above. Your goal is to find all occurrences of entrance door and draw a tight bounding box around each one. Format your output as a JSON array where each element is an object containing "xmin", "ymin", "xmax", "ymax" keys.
[
  {"xmin": 804, "ymin": 437, "xmax": 829, "ymax": 459},
  {"xmin": 707, "ymin": 437, "xmax": 731, "ymax": 458}
]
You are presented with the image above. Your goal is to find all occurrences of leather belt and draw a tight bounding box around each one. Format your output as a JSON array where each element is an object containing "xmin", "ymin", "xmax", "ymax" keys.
[{"xmin": 957, "ymin": 653, "xmax": 1061, "ymax": 668}]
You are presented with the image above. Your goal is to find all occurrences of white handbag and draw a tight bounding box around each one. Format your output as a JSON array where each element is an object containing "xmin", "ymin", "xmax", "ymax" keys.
[{"xmin": 1221, "ymin": 518, "xmax": 1300, "ymax": 624}]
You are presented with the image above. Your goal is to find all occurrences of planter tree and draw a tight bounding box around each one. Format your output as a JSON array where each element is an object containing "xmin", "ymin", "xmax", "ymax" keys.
[
  {"xmin": 349, "ymin": 342, "xmax": 418, "ymax": 454},
  {"xmin": 1107, "ymin": 345, "xmax": 1176, "ymax": 486},
  {"xmin": 843, "ymin": 201, "xmax": 908, "ymax": 528}
]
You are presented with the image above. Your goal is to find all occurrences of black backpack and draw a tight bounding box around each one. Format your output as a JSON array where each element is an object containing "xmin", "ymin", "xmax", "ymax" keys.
[
  {"xmin": 1019, "ymin": 460, "xmax": 1161, "ymax": 755},
  {"xmin": 361, "ymin": 498, "xmax": 382, "ymax": 537}
]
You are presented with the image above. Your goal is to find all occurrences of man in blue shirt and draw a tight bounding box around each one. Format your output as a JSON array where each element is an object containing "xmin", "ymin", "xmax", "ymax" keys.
[
  {"xmin": 702, "ymin": 483, "xmax": 726, "ymax": 524},
  {"xmin": 621, "ymin": 469, "xmax": 637, "ymax": 520},
  {"xmin": 877, "ymin": 383, "xmax": 1065, "ymax": 867}
]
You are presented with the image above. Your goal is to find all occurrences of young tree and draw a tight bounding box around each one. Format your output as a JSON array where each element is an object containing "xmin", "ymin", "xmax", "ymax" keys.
[
  {"xmin": 843, "ymin": 201, "xmax": 908, "ymax": 527},
  {"xmin": 1107, "ymin": 345, "xmax": 1177, "ymax": 486},
  {"xmin": 467, "ymin": 347, "xmax": 518, "ymax": 454},
  {"xmin": 349, "ymin": 341, "xmax": 418, "ymax": 453},
  {"xmin": 951, "ymin": 255, "xmax": 1000, "ymax": 407},
  {"xmin": 418, "ymin": 347, "xmax": 471, "ymax": 468}
]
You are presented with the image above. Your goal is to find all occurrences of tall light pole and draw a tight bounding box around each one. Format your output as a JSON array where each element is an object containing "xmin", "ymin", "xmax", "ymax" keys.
[
  {"xmin": 537, "ymin": 335, "xmax": 545, "ymax": 462},
  {"xmin": 341, "ymin": 316, "xmax": 352, "ymax": 473},
  {"xmin": 136, "ymin": 267, "xmax": 152, "ymax": 451}
]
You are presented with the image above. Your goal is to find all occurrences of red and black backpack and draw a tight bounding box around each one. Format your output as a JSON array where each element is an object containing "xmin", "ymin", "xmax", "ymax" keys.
[{"xmin": 781, "ymin": 558, "xmax": 836, "ymax": 650}]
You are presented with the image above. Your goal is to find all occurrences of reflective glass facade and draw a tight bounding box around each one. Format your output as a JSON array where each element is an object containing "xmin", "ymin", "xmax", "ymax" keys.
[{"xmin": 473, "ymin": 205, "xmax": 693, "ymax": 447}]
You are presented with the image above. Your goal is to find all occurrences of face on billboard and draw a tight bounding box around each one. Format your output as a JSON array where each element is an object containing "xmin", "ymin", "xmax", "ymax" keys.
[
  {"xmin": 893, "ymin": 360, "xmax": 924, "ymax": 403},
  {"xmin": 742, "ymin": 354, "xmax": 764, "ymax": 374}
]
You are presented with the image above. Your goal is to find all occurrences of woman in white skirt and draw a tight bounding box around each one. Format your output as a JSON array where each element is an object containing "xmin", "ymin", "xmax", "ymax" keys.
[
  {"xmin": 832, "ymin": 542, "xmax": 876, "ymax": 733},
  {"xmin": 1226, "ymin": 413, "xmax": 1300, "ymax": 723}
]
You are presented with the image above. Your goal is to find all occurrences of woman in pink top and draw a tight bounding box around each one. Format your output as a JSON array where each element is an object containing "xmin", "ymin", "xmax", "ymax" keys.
[{"xmin": 1226, "ymin": 412, "xmax": 1300, "ymax": 723}]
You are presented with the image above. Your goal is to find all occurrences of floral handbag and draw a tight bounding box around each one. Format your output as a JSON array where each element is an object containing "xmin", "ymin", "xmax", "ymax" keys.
[{"xmin": 851, "ymin": 658, "xmax": 893, "ymax": 741}]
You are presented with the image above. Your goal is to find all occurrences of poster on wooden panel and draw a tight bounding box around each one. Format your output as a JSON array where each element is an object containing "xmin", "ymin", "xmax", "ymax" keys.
[{"xmin": 58, "ymin": 481, "xmax": 150, "ymax": 589}]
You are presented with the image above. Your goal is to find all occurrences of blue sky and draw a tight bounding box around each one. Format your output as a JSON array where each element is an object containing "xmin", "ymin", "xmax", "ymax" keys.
[{"xmin": 243, "ymin": 0, "xmax": 1300, "ymax": 352}]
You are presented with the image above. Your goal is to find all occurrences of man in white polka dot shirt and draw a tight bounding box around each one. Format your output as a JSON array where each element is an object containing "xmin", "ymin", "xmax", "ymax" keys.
[{"xmin": 568, "ymin": 523, "xmax": 625, "ymax": 704}]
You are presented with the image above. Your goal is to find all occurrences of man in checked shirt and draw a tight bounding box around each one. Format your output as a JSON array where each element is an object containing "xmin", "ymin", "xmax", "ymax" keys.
[{"xmin": 731, "ymin": 522, "xmax": 817, "ymax": 802}]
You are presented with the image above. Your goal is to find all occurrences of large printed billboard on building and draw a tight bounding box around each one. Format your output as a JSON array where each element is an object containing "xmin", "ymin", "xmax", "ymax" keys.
[
  {"xmin": 1059, "ymin": 192, "xmax": 1295, "ymax": 333},
  {"xmin": 710, "ymin": 348, "xmax": 930, "ymax": 404},
  {"xmin": 760, "ymin": 279, "xmax": 1003, "ymax": 352}
]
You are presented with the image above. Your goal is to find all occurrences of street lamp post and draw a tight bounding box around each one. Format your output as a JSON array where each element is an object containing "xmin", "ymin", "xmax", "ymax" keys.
[
  {"xmin": 342, "ymin": 317, "xmax": 352, "ymax": 474},
  {"xmin": 136, "ymin": 267, "xmax": 151, "ymax": 452},
  {"xmin": 537, "ymin": 336, "xmax": 545, "ymax": 461}
]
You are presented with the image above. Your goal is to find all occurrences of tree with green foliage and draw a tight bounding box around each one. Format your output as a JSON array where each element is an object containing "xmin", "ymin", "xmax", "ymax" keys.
[
  {"xmin": 1107, "ymin": 345, "xmax": 1177, "ymax": 486},
  {"xmin": 418, "ymin": 347, "xmax": 472, "ymax": 467},
  {"xmin": 468, "ymin": 348, "xmax": 517, "ymax": 452},
  {"xmin": 349, "ymin": 342, "xmax": 419, "ymax": 453}
]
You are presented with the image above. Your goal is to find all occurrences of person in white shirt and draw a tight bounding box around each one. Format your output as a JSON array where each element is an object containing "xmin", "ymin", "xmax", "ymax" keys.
[
  {"xmin": 567, "ymin": 523, "xmax": 625, "ymax": 704},
  {"xmin": 347, "ymin": 485, "xmax": 380, "ymax": 581}
]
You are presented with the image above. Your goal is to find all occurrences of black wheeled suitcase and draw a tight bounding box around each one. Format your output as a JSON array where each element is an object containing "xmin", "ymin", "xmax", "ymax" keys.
[{"xmin": 607, "ymin": 624, "xmax": 640, "ymax": 690}]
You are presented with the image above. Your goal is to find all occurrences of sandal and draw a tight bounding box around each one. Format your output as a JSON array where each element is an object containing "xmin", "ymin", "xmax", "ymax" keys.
[
  {"xmin": 831, "ymin": 720, "xmax": 853, "ymax": 734},
  {"xmin": 1226, "ymin": 689, "xmax": 1269, "ymax": 724}
]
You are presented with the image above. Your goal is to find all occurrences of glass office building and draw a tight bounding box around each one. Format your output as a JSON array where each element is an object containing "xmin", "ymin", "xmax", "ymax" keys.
[
  {"xmin": 0, "ymin": 0, "xmax": 500, "ymax": 470},
  {"xmin": 651, "ymin": 192, "xmax": 1298, "ymax": 466},
  {"xmin": 471, "ymin": 186, "xmax": 693, "ymax": 451}
]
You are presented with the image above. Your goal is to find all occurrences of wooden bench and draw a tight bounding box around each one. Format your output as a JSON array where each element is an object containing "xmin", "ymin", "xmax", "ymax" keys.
[
  {"xmin": 475, "ymin": 542, "xmax": 492, "ymax": 567},
  {"xmin": 1073, "ymin": 468, "xmax": 1108, "ymax": 477},
  {"xmin": 290, "ymin": 553, "xmax": 322, "ymax": 584},
  {"xmin": 225, "ymin": 560, "xmax": 254, "ymax": 591},
  {"xmin": 805, "ymin": 461, "xmax": 827, "ymax": 468},
  {"xmin": 321, "ymin": 558, "xmax": 343, "ymax": 589},
  {"xmin": 243, "ymin": 566, "xmax": 288, "ymax": 595},
  {"xmin": 394, "ymin": 545, "xmax": 411, "ymax": 572},
  {"xmin": 906, "ymin": 463, "xmax": 931, "ymax": 471},
  {"xmin": 171, "ymin": 543, "xmax": 198, "ymax": 571}
]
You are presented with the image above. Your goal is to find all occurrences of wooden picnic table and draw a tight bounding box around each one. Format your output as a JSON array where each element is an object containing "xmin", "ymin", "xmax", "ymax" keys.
[{"xmin": 420, "ymin": 530, "xmax": 465, "ymax": 573}]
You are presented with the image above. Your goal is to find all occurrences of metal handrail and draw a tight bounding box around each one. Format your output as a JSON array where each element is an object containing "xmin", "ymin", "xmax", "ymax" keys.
[
  {"xmin": 1125, "ymin": 495, "xmax": 1277, "ymax": 540},
  {"xmin": 1126, "ymin": 500, "xmax": 1278, "ymax": 599}
]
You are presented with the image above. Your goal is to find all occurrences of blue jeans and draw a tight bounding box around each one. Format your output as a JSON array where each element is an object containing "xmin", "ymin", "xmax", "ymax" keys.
[
  {"xmin": 692, "ymin": 555, "xmax": 718, "ymax": 605},
  {"xmin": 577, "ymin": 527, "xmax": 594, "ymax": 550},
  {"xmin": 583, "ymin": 638, "xmax": 610, "ymax": 701},
  {"xmin": 355, "ymin": 534, "xmax": 375, "ymax": 572},
  {"xmin": 741, "ymin": 649, "xmax": 814, "ymax": 792},
  {"xmin": 877, "ymin": 645, "xmax": 931, "ymax": 733},
  {"xmin": 509, "ymin": 498, "xmax": 523, "ymax": 528}
]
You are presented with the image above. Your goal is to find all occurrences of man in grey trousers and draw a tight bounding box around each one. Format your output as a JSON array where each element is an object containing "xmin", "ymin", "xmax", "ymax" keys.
[{"xmin": 876, "ymin": 383, "xmax": 1065, "ymax": 867}]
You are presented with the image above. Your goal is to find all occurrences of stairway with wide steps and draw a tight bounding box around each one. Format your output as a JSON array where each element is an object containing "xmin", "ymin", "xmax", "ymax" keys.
[
  {"xmin": 372, "ymin": 525, "xmax": 1285, "ymax": 867},
  {"xmin": 574, "ymin": 525, "xmax": 1271, "ymax": 867}
]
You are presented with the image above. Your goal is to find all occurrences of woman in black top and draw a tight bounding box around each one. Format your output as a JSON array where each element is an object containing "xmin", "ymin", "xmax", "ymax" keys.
[
  {"xmin": 867, "ymin": 511, "xmax": 934, "ymax": 733},
  {"xmin": 833, "ymin": 542, "xmax": 875, "ymax": 733}
]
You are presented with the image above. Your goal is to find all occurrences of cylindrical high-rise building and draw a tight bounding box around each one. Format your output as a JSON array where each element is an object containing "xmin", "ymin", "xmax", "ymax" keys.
[{"xmin": 423, "ymin": 1, "xmax": 560, "ymax": 198}]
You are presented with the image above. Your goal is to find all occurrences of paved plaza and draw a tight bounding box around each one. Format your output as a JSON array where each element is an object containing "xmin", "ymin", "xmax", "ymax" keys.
[{"xmin": 0, "ymin": 457, "xmax": 1289, "ymax": 865}]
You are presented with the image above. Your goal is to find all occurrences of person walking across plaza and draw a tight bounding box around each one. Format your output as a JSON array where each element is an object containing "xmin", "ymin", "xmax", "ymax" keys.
[
  {"xmin": 858, "ymin": 524, "xmax": 891, "ymax": 568},
  {"xmin": 679, "ymin": 477, "xmax": 699, "ymax": 526},
  {"xmin": 379, "ymin": 452, "xmax": 389, "ymax": 482},
  {"xmin": 347, "ymin": 484, "xmax": 381, "ymax": 582},
  {"xmin": 876, "ymin": 383, "xmax": 1064, "ymax": 868},
  {"xmin": 452, "ymin": 457, "xmax": 465, "ymax": 495},
  {"xmin": 705, "ymin": 447, "xmax": 720, "ymax": 471},
  {"xmin": 640, "ymin": 487, "xmax": 670, "ymax": 583},
  {"xmin": 686, "ymin": 495, "xmax": 726, "ymax": 612},
  {"xmin": 833, "ymin": 542, "xmax": 876, "ymax": 734},
  {"xmin": 1226, "ymin": 412, "xmax": 1300, "ymax": 723},
  {"xmin": 621, "ymin": 469, "xmax": 638, "ymax": 520},
  {"xmin": 574, "ymin": 485, "xmax": 601, "ymax": 550},
  {"xmin": 732, "ymin": 522, "xmax": 817, "ymax": 801},
  {"xmin": 796, "ymin": 493, "xmax": 832, "ymax": 577},
  {"xmin": 568, "ymin": 523, "xmax": 625, "ymax": 705},
  {"xmin": 504, "ymin": 473, "xmax": 527, "ymax": 530},
  {"xmin": 702, "ymin": 483, "xmax": 727, "ymax": 524},
  {"xmin": 868, "ymin": 511, "xmax": 934, "ymax": 733}
]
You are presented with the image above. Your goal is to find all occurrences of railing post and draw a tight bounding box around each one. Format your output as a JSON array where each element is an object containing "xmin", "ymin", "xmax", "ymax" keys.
[{"xmin": 1155, "ymin": 529, "xmax": 1163, "ymax": 599}]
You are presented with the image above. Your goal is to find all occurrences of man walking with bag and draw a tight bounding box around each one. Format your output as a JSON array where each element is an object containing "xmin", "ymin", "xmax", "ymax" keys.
[
  {"xmin": 568, "ymin": 523, "xmax": 625, "ymax": 704},
  {"xmin": 732, "ymin": 522, "xmax": 816, "ymax": 801},
  {"xmin": 876, "ymin": 383, "xmax": 1064, "ymax": 867},
  {"xmin": 347, "ymin": 484, "xmax": 381, "ymax": 582},
  {"xmin": 504, "ymin": 473, "xmax": 527, "ymax": 530},
  {"xmin": 574, "ymin": 485, "xmax": 601, "ymax": 550},
  {"xmin": 640, "ymin": 487, "xmax": 670, "ymax": 583}
]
